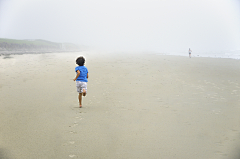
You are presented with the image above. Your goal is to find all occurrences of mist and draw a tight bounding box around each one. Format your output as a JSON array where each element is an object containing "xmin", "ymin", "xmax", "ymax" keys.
[{"xmin": 0, "ymin": 0, "xmax": 240, "ymax": 53}]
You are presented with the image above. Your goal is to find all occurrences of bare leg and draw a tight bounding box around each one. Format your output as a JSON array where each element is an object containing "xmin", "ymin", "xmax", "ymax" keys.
[
  {"xmin": 78, "ymin": 93, "xmax": 83, "ymax": 108},
  {"xmin": 82, "ymin": 89, "xmax": 87, "ymax": 96}
]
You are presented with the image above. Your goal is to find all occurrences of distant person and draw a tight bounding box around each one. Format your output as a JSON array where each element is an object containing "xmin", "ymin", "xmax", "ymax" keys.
[
  {"xmin": 189, "ymin": 48, "xmax": 192, "ymax": 58},
  {"xmin": 73, "ymin": 56, "xmax": 89, "ymax": 108}
]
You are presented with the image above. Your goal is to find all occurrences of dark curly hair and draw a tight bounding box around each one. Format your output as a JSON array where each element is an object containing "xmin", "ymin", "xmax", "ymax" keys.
[{"xmin": 76, "ymin": 56, "xmax": 85, "ymax": 66}]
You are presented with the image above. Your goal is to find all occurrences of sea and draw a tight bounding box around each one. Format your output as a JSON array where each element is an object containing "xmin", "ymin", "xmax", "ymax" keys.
[{"xmin": 161, "ymin": 50, "xmax": 240, "ymax": 60}]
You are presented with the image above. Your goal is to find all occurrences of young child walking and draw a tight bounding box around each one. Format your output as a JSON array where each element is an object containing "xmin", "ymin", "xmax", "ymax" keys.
[{"xmin": 73, "ymin": 56, "xmax": 88, "ymax": 108}]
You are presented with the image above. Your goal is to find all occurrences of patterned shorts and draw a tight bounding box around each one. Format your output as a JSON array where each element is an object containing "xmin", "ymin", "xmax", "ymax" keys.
[{"xmin": 76, "ymin": 81, "xmax": 87, "ymax": 93}]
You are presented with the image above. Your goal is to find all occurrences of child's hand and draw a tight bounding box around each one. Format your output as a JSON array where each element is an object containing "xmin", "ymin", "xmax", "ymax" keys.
[{"xmin": 73, "ymin": 79, "xmax": 76, "ymax": 81}]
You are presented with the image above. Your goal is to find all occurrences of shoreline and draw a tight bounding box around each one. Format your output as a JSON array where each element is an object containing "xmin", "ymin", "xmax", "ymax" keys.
[
  {"xmin": 165, "ymin": 50, "xmax": 240, "ymax": 60},
  {"xmin": 1, "ymin": 50, "xmax": 240, "ymax": 60}
]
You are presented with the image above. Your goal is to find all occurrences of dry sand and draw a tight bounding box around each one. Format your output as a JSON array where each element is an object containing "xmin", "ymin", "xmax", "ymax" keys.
[{"xmin": 0, "ymin": 51, "xmax": 240, "ymax": 159}]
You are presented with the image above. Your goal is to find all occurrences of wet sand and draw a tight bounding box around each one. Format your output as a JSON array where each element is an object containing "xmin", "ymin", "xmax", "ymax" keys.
[{"xmin": 0, "ymin": 51, "xmax": 240, "ymax": 159}]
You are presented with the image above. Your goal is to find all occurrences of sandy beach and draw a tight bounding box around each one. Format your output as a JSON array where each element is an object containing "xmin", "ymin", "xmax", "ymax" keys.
[{"xmin": 0, "ymin": 51, "xmax": 240, "ymax": 159}]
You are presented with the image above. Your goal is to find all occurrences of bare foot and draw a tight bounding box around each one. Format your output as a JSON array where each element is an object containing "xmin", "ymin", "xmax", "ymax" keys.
[{"xmin": 79, "ymin": 105, "xmax": 82, "ymax": 108}]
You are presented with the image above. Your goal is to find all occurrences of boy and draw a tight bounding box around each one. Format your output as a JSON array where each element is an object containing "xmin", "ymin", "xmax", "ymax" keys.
[{"xmin": 73, "ymin": 56, "xmax": 88, "ymax": 108}]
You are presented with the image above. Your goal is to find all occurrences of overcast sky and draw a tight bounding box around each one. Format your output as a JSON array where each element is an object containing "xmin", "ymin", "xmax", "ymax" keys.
[{"xmin": 0, "ymin": 0, "xmax": 240, "ymax": 52}]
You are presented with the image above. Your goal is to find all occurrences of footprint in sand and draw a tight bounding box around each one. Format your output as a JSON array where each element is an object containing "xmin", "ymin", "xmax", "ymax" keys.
[
  {"xmin": 69, "ymin": 141, "xmax": 75, "ymax": 144},
  {"xmin": 212, "ymin": 109, "xmax": 221, "ymax": 114},
  {"xmin": 69, "ymin": 131, "xmax": 77, "ymax": 134}
]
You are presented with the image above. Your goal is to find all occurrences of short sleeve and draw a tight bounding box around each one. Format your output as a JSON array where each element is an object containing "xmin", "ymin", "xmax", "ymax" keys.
[{"xmin": 75, "ymin": 67, "xmax": 78, "ymax": 72}]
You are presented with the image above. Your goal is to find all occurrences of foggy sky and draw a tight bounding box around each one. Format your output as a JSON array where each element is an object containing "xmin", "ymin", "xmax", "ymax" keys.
[{"xmin": 0, "ymin": 0, "xmax": 240, "ymax": 52}]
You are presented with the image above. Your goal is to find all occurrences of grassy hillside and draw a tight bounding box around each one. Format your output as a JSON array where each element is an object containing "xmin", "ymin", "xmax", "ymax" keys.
[{"xmin": 0, "ymin": 38, "xmax": 80, "ymax": 51}]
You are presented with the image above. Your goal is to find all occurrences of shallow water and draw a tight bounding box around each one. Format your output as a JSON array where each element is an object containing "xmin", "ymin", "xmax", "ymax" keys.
[{"xmin": 165, "ymin": 50, "xmax": 240, "ymax": 59}]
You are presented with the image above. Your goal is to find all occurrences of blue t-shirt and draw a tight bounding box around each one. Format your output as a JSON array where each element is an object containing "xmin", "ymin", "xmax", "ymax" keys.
[{"xmin": 75, "ymin": 66, "xmax": 88, "ymax": 82}]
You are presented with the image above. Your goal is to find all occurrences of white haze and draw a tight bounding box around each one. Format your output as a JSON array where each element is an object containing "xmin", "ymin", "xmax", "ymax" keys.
[{"xmin": 0, "ymin": 0, "xmax": 240, "ymax": 53}]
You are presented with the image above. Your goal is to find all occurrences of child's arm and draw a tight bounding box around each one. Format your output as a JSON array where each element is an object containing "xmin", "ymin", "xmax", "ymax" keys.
[
  {"xmin": 73, "ymin": 70, "xmax": 80, "ymax": 81},
  {"xmin": 87, "ymin": 73, "xmax": 89, "ymax": 79}
]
